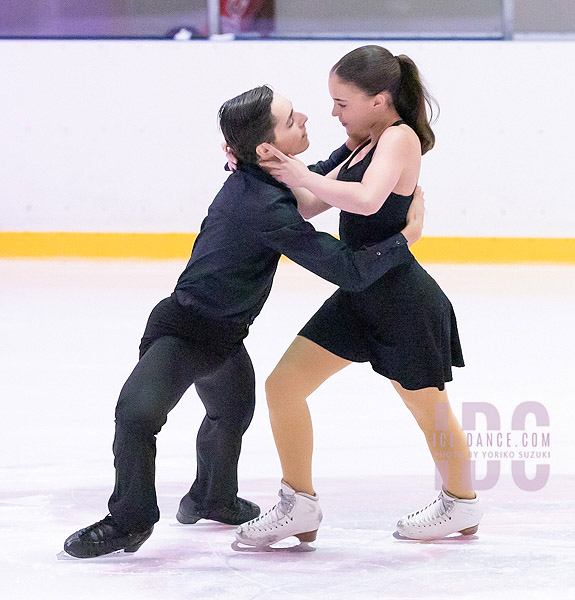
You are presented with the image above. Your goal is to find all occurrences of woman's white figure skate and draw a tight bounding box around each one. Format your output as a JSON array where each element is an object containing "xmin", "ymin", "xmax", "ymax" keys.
[
  {"xmin": 234, "ymin": 481, "xmax": 322, "ymax": 552},
  {"xmin": 395, "ymin": 489, "xmax": 483, "ymax": 540}
]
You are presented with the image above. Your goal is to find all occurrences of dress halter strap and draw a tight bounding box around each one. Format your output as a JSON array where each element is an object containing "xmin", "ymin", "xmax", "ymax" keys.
[
  {"xmin": 345, "ymin": 138, "xmax": 372, "ymax": 164},
  {"xmin": 344, "ymin": 120, "xmax": 405, "ymax": 169}
]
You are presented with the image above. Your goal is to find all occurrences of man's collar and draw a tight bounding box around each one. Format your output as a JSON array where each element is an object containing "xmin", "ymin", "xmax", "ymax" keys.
[{"xmin": 238, "ymin": 163, "xmax": 290, "ymax": 191}]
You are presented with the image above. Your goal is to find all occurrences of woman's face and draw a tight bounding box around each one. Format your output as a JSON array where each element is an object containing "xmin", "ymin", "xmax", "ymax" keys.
[
  {"xmin": 269, "ymin": 93, "xmax": 309, "ymax": 156},
  {"xmin": 328, "ymin": 73, "xmax": 379, "ymax": 137}
]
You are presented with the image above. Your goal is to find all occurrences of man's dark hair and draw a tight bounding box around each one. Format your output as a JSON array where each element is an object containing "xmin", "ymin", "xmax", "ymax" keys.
[{"xmin": 218, "ymin": 85, "xmax": 276, "ymax": 167}]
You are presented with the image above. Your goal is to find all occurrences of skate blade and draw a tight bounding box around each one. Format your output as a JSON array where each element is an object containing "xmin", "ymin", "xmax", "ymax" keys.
[
  {"xmin": 392, "ymin": 530, "xmax": 479, "ymax": 542},
  {"xmin": 231, "ymin": 540, "xmax": 316, "ymax": 553},
  {"xmin": 56, "ymin": 549, "xmax": 129, "ymax": 561}
]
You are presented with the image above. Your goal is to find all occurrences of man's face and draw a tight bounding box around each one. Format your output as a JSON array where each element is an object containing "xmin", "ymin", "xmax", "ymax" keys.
[{"xmin": 269, "ymin": 93, "xmax": 310, "ymax": 157}]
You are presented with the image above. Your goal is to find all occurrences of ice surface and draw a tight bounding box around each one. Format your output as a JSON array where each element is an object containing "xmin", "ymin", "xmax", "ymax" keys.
[{"xmin": 1, "ymin": 260, "xmax": 574, "ymax": 600}]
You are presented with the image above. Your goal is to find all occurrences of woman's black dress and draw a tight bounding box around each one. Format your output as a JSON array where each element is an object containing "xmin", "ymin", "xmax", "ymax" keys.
[{"xmin": 299, "ymin": 129, "xmax": 464, "ymax": 391}]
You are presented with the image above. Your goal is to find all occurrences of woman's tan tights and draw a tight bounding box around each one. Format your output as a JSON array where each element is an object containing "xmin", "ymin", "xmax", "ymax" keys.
[{"xmin": 266, "ymin": 335, "xmax": 475, "ymax": 499}]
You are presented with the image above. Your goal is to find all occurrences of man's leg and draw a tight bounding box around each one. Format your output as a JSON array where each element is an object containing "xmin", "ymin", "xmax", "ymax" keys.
[
  {"xmin": 178, "ymin": 343, "xmax": 259, "ymax": 524},
  {"xmin": 108, "ymin": 335, "xmax": 225, "ymax": 532},
  {"xmin": 63, "ymin": 333, "xmax": 228, "ymax": 558}
]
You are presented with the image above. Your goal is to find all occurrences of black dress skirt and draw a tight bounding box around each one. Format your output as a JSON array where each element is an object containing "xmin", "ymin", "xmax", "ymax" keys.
[{"xmin": 299, "ymin": 132, "xmax": 464, "ymax": 391}]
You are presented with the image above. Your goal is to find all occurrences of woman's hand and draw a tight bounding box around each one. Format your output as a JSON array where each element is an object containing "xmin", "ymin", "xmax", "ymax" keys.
[
  {"xmin": 258, "ymin": 144, "xmax": 312, "ymax": 188},
  {"xmin": 222, "ymin": 142, "xmax": 238, "ymax": 171},
  {"xmin": 402, "ymin": 186, "xmax": 425, "ymax": 247}
]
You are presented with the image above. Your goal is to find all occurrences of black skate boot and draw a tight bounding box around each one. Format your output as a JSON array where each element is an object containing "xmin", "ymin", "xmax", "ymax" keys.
[
  {"xmin": 63, "ymin": 515, "xmax": 153, "ymax": 558},
  {"xmin": 176, "ymin": 495, "xmax": 260, "ymax": 525}
]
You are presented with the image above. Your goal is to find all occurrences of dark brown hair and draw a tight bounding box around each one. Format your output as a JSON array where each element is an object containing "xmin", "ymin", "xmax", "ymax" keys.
[
  {"xmin": 331, "ymin": 45, "xmax": 438, "ymax": 155},
  {"xmin": 218, "ymin": 85, "xmax": 276, "ymax": 167}
]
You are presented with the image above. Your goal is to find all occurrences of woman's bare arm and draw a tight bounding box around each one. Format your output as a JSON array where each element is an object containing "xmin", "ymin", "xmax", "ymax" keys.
[
  {"xmin": 261, "ymin": 127, "xmax": 420, "ymax": 216},
  {"xmin": 292, "ymin": 160, "xmax": 347, "ymax": 218}
]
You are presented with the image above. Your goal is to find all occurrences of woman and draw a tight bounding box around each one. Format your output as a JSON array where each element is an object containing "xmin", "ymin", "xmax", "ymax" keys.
[
  {"xmin": 62, "ymin": 84, "xmax": 423, "ymax": 559},
  {"xmin": 235, "ymin": 46, "xmax": 482, "ymax": 547}
]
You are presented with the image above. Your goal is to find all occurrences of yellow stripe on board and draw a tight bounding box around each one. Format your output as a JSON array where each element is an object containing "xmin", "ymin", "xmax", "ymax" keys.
[
  {"xmin": 1, "ymin": 232, "xmax": 575, "ymax": 263},
  {"xmin": 0, "ymin": 232, "xmax": 197, "ymax": 260},
  {"xmin": 412, "ymin": 237, "xmax": 575, "ymax": 264}
]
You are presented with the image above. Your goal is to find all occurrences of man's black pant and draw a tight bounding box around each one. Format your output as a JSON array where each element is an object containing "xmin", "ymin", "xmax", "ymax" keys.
[{"xmin": 107, "ymin": 297, "xmax": 255, "ymax": 533}]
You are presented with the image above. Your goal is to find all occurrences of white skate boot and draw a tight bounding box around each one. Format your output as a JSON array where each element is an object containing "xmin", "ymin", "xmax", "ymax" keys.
[
  {"xmin": 234, "ymin": 481, "xmax": 322, "ymax": 550},
  {"xmin": 396, "ymin": 489, "xmax": 483, "ymax": 540}
]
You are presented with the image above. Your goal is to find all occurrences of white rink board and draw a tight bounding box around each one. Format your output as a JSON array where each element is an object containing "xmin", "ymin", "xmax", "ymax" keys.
[{"xmin": 1, "ymin": 39, "xmax": 574, "ymax": 237}]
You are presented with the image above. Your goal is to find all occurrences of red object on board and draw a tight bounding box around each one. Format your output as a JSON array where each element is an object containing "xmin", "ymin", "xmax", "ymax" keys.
[{"xmin": 220, "ymin": 0, "xmax": 274, "ymax": 34}]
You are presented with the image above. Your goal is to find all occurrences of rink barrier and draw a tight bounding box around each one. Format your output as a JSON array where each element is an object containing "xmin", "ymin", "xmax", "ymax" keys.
[{"xmin": 1, "ymin": 232, "xmax": 574, "ymax": 263}]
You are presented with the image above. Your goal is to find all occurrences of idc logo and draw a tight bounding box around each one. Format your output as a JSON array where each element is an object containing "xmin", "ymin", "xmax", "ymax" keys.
[{"xmin": 433, "ymin": 401, "xmax": 551, "ymax": 491}]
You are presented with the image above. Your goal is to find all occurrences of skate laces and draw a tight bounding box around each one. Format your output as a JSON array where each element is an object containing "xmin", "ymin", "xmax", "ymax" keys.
[
  {"xmin": 278, "ymin": 488, "xmax": 297, "ymax": 515},
  {"xmin": 405, "ymin": 492, "xmax": 454, "ymax": 526},
  {"xmin": 244, "ymin": 489, "xmax": 296, "ymax": 531},
  {"xmin": 78, "ymin": 515, "xmax": 116, "ymax": 541}
]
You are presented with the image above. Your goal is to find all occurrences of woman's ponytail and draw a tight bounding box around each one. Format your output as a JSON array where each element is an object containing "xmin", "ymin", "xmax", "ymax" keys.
[{"xmin": 395, "ymin": 54, "xmax": 438, "ymax": 155}]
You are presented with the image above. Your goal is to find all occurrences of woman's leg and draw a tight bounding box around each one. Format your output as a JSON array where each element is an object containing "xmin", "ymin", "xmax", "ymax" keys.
[
  {"xmin": 390, "ymin": 381, "xmax": 474, "ymax": 499},
  {"xmin": 265, "ymin": 335, "xmax": 352, "ymax": 496}
]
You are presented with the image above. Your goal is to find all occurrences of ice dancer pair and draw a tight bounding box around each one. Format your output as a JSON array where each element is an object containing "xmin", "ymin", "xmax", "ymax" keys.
[{"xmin": 61, "ymin": 79, "xmax": 424, "ymax": 560}]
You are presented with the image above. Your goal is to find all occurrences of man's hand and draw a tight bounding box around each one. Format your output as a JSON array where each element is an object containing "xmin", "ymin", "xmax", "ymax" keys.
[
  {"xmin": 401, "ymin": 186, "xmax": 425, "ymax": 247},
  {"xmin": 222, "ymin": 142, "xmax": 238, "ymax": 171},
  {"xmin": 345, "ymin": 132, "xmax": 370, "ymax": 151}
]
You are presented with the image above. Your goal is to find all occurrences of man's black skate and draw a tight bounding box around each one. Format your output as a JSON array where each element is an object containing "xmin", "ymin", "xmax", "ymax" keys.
[
  {"xmin": 63, "ymin": 515, "xmax": 153, "ymax": 558},
  {"xmin": 176, "ymin": 495, "xmax": 260, "ymax": 525}
]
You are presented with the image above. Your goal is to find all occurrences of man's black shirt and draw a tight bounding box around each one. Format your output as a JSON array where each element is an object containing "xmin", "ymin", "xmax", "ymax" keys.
[{"xmin": 174, "ymin": 145, "xmax": 412, "ymax": 325}]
